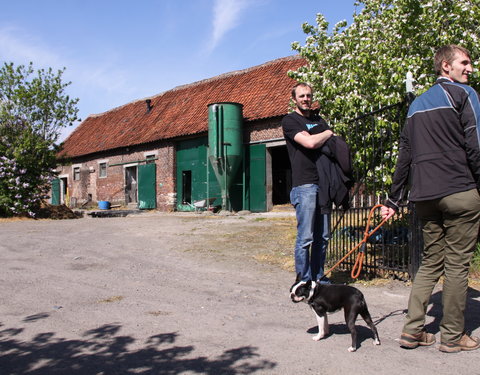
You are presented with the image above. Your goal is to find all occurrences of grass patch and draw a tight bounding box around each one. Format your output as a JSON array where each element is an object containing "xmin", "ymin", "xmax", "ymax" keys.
[
  {"xmin": 471, "ymin": 242, "xmax": 480, "ymax": 277},
  {"xmin": 179, "ymin": 214, "xmax": 480, "ymax": 284},
  {"xmin": 97, "ymin": 296, "xmax": 124, "ymax": 303},
  {"xmin": 254, "ymin": 253, "xmax": 295, "ymax": 271},
  {"xmin": 182, "ymin": 216, "xmax": 298, "ymax": 269},
  {"xmin": 147, "ymin": 310, "xmax": 171, "ymax": 316}
]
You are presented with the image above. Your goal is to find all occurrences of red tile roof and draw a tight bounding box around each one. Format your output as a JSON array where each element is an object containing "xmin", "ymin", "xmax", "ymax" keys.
[{"xmin": 59, "ymin": 55, "xmax": 306, "ymax": 158}]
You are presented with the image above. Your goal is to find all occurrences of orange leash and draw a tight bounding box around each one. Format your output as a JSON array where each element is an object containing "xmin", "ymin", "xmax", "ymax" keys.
[{"xmin": 322, "ymin": 204, "xmax": 389, "ymax": 280}]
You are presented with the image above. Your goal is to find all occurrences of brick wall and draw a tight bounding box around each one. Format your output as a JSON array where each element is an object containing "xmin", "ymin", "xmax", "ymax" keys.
[
  {"xmin": 245, "ymin": 117, "xmax": 283, "ymax": 143},
  {"xmin": 56, "ymin": 118, "xmax": 285, "ymax": 211},
  {"xmin": 57, "ymin": 140, "xmax": 176, "ymax": 211}
]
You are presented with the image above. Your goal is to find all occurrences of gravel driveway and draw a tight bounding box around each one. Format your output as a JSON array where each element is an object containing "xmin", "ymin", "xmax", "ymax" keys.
[{"xmin": 0, "ymin": 211, "xmax": 479, "ymax": 374}]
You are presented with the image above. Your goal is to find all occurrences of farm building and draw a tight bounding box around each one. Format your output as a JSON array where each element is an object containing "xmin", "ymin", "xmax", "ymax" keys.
[{"xmin": 54, "ymin": 55, "xmax": 306, "ymax": 212}]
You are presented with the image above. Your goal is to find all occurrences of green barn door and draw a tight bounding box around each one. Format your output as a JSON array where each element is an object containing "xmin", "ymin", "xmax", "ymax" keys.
[
  {"xmin": 247, "ymin": 144, "xmax": 266, "ymax": 212},
  {"xmin": 51, "ymin": 178, "xmax": 60, "ymax": 205},
  {"xmin": 138, "ymin": 163, "xmax": 156, "ymax": 209},
  {"xmin": 176, "ymin": 137, "xmax": 222, "ymax": 211}
]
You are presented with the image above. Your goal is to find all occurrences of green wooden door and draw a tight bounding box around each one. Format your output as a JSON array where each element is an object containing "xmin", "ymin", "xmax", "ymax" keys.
[
  {"xmin": 138, "ymin": 163, "xmax": 156, "ymax": 209},
  {"xmin": 247, "ymin": 143, "xmax": 266, "ymax": 212},
  {"xmin": 176, "ymin": 137, "xmax": 222, "ymax": 211},
  {"xmin": 175, "ymin": 138, "xmax": 266, "ymax": 212},
  {"xmin": 51, "ymin": 178, "xmax": 60, "ymax": 205}
]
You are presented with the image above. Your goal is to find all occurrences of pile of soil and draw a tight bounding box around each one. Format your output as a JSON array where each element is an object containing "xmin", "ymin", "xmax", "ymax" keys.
[{"xmin": 36, "ymin": 202, "xmax": 80, "ymax": 219}]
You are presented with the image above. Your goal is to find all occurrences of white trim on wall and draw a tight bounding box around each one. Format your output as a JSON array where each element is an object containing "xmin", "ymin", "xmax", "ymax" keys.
[
  {"xmin": 144, "ymin": 151, "xmax": 158, "ymax": 157},
  {"xmin": 123, "ymin": 163, "xmax": 139, "ymax": 169}
]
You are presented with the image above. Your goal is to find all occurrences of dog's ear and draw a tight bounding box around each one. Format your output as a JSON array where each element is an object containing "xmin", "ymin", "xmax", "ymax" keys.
[
  {"xmin": 295, "ymin": 273, "xmax": 302, "ymax": 283},
  {"xmin": 305, "ymin": 280, "xmax": 312, "ymax": 288}
]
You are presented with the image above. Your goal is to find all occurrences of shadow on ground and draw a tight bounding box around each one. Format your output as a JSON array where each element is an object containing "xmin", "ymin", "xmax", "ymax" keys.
[
  {"xmin": 0, "ymin": 321, "xmax": 276, "ymax": 375},
  {"xmin": 425, "ymin": 287, "xmax": 480, "ymax": 335},
  {"xmin": 306, "ymin": 323, "xmax": 376, "ymax": 350}
]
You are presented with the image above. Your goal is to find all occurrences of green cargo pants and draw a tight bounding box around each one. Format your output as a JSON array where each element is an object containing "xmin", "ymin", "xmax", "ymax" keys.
[{"xmin": 403, "ymin": 188, "xmax": 480, "ymax": 343}]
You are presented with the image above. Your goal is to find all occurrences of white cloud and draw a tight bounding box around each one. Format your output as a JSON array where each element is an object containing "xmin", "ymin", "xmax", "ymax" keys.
[
  {"xmin": 72, "ymin": 62, "xmax": 129, "ymax": 94},
  {"xmin": 0, "ymin": 26, "xmax": 61, "ymax": 66},
  {"xmin": 208, "ymin": 0, "xmax": 253, "ymax": 53},
  {"xmin": 0, "ymin": 26, "xmax": 131, "ymax": 93},
  {"xmin": 0, "ymin": 26, "xmax": 135, "ymax": 107},
  {"xmin": 0, "ymin": 25, "xmax": 137, "ymax": 141}
]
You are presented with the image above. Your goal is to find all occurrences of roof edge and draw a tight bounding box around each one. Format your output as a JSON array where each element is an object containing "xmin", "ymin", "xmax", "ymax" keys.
[{"xmin": 85, "ymin": 55, "xmax": 303, "ymax": 119}]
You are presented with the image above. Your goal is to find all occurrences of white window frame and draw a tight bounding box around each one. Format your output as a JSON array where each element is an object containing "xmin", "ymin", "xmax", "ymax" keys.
[
  {"xmin": 72, "ymin": 165, "xmax": 81, "ymax": 181},
  {"xmin": 98, "ymin": 162, "xmax": 108, "ymax": 178}
]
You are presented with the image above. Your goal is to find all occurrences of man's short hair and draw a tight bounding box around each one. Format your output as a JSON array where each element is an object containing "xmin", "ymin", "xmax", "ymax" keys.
[
  {"xmin": 434, "ymin": 45, "xmax": 471, "ymax": 75},
  {"xmin": 291, "ymin": 82, "xmax": 313, "ymax": 99}
]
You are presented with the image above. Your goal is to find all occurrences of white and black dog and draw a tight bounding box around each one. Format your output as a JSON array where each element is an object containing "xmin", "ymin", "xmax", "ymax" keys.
[{"xmin": 290, "ymin": 274, "xmax": 381, "ymax": 352}]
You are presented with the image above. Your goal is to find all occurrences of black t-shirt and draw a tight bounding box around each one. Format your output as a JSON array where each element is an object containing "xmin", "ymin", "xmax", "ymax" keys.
[{"xmin": 281, "ymin": 111, "xmax": 329, "ymax": 187}]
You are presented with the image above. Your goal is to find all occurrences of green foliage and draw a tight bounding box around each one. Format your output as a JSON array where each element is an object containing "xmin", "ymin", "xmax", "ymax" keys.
[
  {"xmin": 0, "ymin": 62, "xmax": 79, "ymax": 217},
  {"xmin": 0, "ymin": 130, "xmax": 56, "ymax": 217},
  {"xmin": 0, "ymin": 62, "xmax": 80, "ymax": 143},
  {"xmin": 472, "ymin": 242, "xmax": 480, "ymax": 274},
  {"xmin": 289, "ymin": 0, "xmax": 480, "ymax": 190}
]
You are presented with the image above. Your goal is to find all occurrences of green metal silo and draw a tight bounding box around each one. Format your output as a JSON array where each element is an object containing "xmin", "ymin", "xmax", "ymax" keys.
[{"xmin": 208, "ymin": 102, "xmax": 243, "ymax": 211}]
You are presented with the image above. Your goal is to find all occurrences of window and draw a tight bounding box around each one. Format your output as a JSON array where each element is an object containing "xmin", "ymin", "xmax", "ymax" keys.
[
  {"xmin": 73, "ymin": 167, "xmax": 80, "ymax": 181},
  {"xmin": 146, "ymin": 154, "xmax": 156, "ymax": 164},
  {"xmin": 99, "ymin": 162, "xmax": 107, "ymax": 178}
]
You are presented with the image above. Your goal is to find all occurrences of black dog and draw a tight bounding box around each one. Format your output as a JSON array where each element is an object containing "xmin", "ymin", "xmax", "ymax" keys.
[{"xmin": 290, "ymin": 274, "xmax": 381, "ymax": 352}]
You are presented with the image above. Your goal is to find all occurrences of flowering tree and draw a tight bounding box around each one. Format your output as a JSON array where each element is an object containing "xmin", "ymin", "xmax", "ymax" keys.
[
  {"xmin": 289, "ymin": 0, "xmax": 480, "ymax": 186},
  {"xmin": 0, "ymin": 62, "xmax": 79, "ymax": 217}
]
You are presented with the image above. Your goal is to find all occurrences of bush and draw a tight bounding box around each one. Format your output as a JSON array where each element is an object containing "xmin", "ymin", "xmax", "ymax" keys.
[{"xmin": 0, "ymin": 132, "xmax": 56, "ymax": 217}]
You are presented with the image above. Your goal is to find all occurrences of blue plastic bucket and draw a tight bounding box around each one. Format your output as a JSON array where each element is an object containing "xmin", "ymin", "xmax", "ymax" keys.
[{"xmin": 98, "ymin": 201, "xmax": 111, "ymax": 210}]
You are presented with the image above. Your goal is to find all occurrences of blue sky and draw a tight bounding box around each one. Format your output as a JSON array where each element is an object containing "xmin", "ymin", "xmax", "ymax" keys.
[{"xmin": 0, "ymin": 0, "xmax": 359, "ymax": 142}]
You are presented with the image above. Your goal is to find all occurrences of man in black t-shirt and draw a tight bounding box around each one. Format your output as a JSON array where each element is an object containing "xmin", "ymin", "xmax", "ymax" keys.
[{"xmin": 282, "ymin": 82, "xmax": 333, "ymax": 283}]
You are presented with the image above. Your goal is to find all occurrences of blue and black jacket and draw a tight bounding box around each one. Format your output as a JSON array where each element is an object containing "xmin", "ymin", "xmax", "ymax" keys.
[{"xmin": 386, "ymin": 77, "xmax": 480, "ymax": 209}]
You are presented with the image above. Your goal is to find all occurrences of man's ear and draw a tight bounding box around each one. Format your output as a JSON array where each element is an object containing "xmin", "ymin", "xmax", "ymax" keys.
[{"xmin": 441, "ymin": 59, "xmax": 451, "ymax": 75}]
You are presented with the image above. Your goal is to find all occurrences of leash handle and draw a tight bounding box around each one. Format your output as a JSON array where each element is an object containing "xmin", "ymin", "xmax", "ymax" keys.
[{"xmin": 363, "ymin": 204, "xmax": 389, "ymax": 239}]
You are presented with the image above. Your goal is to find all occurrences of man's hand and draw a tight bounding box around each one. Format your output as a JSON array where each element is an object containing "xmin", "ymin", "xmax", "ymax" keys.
[
  {"xmin": 380, "ymin": 205, "xmax": 396, "ymax": 220},
  {"xmin": 294, "ymin": 129, "xmax": 334, "ymax": 149}
]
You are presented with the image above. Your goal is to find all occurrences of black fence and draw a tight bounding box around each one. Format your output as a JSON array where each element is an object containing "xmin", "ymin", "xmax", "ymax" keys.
[{"xmin": 329, "ymin": 97, "xmax": 423, "ymax": 280}]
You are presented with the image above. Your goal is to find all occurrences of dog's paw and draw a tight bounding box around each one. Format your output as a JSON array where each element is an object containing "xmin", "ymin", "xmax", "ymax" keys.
[
  {"xmin": 347, "ymin": 346, "xmax": 357, "ymax": 352},
  {"xmin": 373, "ymin": 339, "xmax": 381, "ymax": 346},
  {"xmin": 312, "ymin": 334, "xmax": 324, "ymax": 341}
]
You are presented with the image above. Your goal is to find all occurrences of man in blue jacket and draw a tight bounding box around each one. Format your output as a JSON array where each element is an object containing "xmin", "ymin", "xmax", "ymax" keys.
[{"xmin": 382, "ymin": 45, "xmax": 480, "ymax": 353}]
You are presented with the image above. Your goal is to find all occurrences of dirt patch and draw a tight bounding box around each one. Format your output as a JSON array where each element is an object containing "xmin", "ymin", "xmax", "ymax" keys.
[
  {"xmin": 0, "ymin": 202, "xmax": 80, "ymax": 221},
  {"xmin": 36, "ymin": 202, "xmax": 81, "ymax": 220}
]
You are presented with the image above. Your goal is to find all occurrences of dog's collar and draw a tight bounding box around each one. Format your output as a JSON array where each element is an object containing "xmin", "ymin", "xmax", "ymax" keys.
[{"xmin": 307, "ymin": 281, "xmax": 317, "ymax": 302}]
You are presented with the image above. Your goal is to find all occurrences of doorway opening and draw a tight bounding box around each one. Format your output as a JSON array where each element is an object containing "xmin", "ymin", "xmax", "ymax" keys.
[
  {"xmin": 125, "ymin": 166, "xmax": 138, "ymax": 204},
  {"xmin": 182, "ymin": 170, "xmax": 192, "ymax": 204},
  {"xmin": 60, "ymin": 177, "xmax": 68, "ymax": 204},
  {"xmin": 270, "ymin": 145, "xmax": 291, "ymax": 205}
]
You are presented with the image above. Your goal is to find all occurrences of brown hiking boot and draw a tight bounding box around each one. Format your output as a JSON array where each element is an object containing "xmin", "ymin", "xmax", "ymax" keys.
[
  {"xmin": 439, "ymin": 334, "xmax": 480, "ymax": 353},
  {"xmin": 399, "ymin": 331, "xmax": 436, "ymax": 349}
]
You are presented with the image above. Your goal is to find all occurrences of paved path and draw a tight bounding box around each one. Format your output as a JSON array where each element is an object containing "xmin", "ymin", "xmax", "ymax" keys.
[{"xmin": 0, "ymin": 212, "xmax": 479, "ymax": 374}]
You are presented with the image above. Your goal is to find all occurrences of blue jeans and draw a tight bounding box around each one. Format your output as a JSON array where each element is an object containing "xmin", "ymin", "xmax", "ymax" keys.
[{"xmin": 290, "ymin": 184, "xmax": 330, "ymax": 282}]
